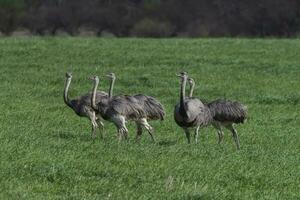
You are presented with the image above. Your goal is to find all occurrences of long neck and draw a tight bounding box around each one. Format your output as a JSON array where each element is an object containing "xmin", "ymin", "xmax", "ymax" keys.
[
  {"xmin": 63, "ymin": 77, "xmax": 73, "ymax": 108},
  {"xmin": 189, "ymin": 82, "xmax": 195, "ymax": 97},
  {"xmin": 91, "ymin": 79, "xmax": 99, "ymax": 110},
  {"xmin": 108, "ymin": 77, "xmax": 115, "ymax": 98},
  {"xmin": 180, "ymin": 77, "xmax": 187, "ymax": 112}
]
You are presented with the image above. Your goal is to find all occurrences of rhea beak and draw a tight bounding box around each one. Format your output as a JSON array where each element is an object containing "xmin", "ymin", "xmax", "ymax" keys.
[{"xmin": 66, "ymin": 72, "xmax": 72, "ymax": 78}]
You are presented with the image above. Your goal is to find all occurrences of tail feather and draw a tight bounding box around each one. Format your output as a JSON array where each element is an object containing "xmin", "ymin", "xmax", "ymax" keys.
[
  {"xmin": 110, "ymin": 95, "xmax": 146, "ymax": 120},
  {"xmin": 134, "ymin": 94, "xmax": 166, "ymax": 120},
  {"xmin": 207, "ymin": 99, "xmax": 247, "ymax": 124},
  {"xmin": 145, "ymin": 96, "xmax": 165, "ymax": 120}
]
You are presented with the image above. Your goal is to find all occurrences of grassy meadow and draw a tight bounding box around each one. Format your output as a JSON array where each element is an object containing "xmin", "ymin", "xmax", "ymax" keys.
[{"xmin": 0, "ymin": 37, "xmax": 299, "ymax": 199}]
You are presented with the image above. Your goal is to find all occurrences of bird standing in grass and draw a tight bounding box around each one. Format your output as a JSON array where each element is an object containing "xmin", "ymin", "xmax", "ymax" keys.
[
  {"xmin": 106, "ymin": 73, "xmax": 165, "ymax": 142},
  {"xmin": 206, "ymin": 99, "xmax": 247, "ymax": 149},
  {"xmin": 90, "ymin": 75, "xmax": 147, "ymax": 141},
  {"xmin": 63, "ymin": 72, "xmax": 108, "ymax": 138},
  {"xmin": 187, "ymin": 77, "xmax": 247, "ymax": 149},
  {"xmin": 174, "ymin": 72, "xmax": 212, "ymax": 144}
]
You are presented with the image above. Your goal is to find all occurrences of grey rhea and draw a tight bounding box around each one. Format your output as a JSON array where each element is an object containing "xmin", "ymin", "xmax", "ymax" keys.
[
  {"xmin": 188, "ymin": 77, "xmax": 247, "ymax": 150},
  {"xmin": 174, "ymin": 72, "xmax": 212, "ymax": 144},
  {"xmin": 63, "ymin": 72, "xmax": 108, "ymax": 138},
  {"xmin": 106, "ymin": 73, "xmax": 165, "ymax": 142},
  {"xmin": 90, "ymin": 75, "xmax": 147, "ymax": 142}
]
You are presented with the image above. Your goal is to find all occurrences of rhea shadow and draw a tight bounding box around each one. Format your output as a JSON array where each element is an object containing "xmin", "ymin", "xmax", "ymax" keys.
[
  {"xmin": 54, "ymin": 131, "xmax": 96, "ymax": 142},
  {"xmin": 57, "ymin": 132, "xmax": 76, "ymax": 139},
  {"xmin": 157, "ymin": 140, "xmax": 177, "ymax": 147}
]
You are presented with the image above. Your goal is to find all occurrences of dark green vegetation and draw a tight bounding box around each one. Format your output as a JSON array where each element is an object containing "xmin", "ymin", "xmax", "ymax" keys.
[
  {"xmin": 1, "ymin": 0, "xmax": 300, "ymax": 37},
  {"xmin": 0, "ymin": 38, "xmax": 299, "ymax": 199}
]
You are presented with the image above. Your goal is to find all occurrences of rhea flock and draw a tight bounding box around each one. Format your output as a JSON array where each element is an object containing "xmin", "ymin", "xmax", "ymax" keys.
[
  {"xmin": 90, "ymin": 75, "xmax": 149, "ymax": 141},
  {"xmin": 187, "ymin": 77, "xmax": 247, "ymax": 149},
  {"xmin": 174, "ymin": 72, "xmax": 212, "ymax": 144},
  {"xmin": 63, "ymin": 72, "xmax": 108, "ymax": 138},
  {"xmin": 106, "ymin": 73, "xmax": 165, "ymax": 142}
]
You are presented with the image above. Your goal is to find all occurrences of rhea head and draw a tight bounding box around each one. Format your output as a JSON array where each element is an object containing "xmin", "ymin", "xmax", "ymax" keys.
[
  {"xmin": 188, "ymin": 77, "xmax": 195, "ymax": 86},
  {"xmin": 65, "ymin": 72, "xmax": 72, "ymax": 79},
  {"xmin": 176, "ymin": 71, "xmax": 188, "ymax": 82},
  {"xmin": 89, "ymin": 75, "xmax": 99, "ymax": 83},
  {"xmin": 106, "ymin": 72, "xmax": 116, "ymax": 80}
]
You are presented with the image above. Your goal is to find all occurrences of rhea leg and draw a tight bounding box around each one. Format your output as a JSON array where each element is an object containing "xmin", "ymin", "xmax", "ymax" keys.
[
  {"xmin": 213, "ymin": 123, "xmax": 224, "ymax": 144},
  {"xmin": 138, "ymin": 118, "xmax": 155, "ymax": 142},
  {"xmin": 91, "ymin": 120, "xmax": 98, "ymax": 138},
  {"xmin": 194, "ymin": 126, "xmax": 200, "ymax": 144},
  {"xmin": 112, "ymin": 115, "xmax": 128, "ymax": 142},
  {"xmin": 122, "ymin": 126, "xmax": 129, "ymax": 140},
  {"xmin": 183, "ymin": 128, "xmax": 191, "ymax": 144},
  {"xmin": 226, "ymin": 124, "xmax": 240, "ymax": 150},
  {"xmin": 87, "ymin": 110, "xmax": 98, "ymax": 138},
  {"xmin": 218, "ymin": 130, "xmax": 224, "ymax": 144},
  {"xmin": 96, "ymin": 116, "xmax": 104, "ymax": 139},
  {"xmin": 135, "ymin": 122, "xmax": 143, "ymax": 142}
]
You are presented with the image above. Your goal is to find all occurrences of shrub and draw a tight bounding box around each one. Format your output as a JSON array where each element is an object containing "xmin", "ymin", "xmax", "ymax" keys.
[
  {"xmin": 0, "ymin": 1, "xmax": 25, "ymax": 35},
  {"xmin": 131, "ymin": 18, "xmax": 174, "ymax": 37}
]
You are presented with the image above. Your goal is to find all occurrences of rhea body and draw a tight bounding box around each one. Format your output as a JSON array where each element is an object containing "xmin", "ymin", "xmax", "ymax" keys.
[
  {"xmin": 106, "ymin": 73, "xmax": 165, "ymax": 141},
  {"xmin": 90, "ymin": 75, "xmax": 147, "ymax": 141},
  {"xmin": 63, "ymin": 72, "xmax": 108, "ymax": 138},
  {"xmin": 188, "ymin": 77, "xmax": 247, "ymax": 149},
  {"xmin": 174, "ymin": 72, "xmax": 212, "ymax": 144}
]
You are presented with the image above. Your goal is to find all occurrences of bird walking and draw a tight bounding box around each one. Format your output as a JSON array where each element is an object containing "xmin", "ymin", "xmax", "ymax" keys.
[
  {"xmin": 90, "ymin": 75, "xmax": 147, "ymax": 142},
  {"xmin": 174, "ymin": 72, "xmax": 212, "ymax": 144},
  {"xmin": 105, "ymin": 73, "xmax": 165, "ymax": 142},
  {"xmin": 63, "ymin": 72, "xmax": 108, "ymax": 138},
  {"xmin": 206, "ymin": 100, "xmax": 247, "ymax": 149},
  {"xmin": 187, "ymin": 77, "xmax": 247, "ymax": 149}
]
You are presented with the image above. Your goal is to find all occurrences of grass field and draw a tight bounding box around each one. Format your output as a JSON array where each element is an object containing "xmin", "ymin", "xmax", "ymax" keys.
[{"xmin": 0, "ymin": 37, "xmax": 299, "ymax": 199}]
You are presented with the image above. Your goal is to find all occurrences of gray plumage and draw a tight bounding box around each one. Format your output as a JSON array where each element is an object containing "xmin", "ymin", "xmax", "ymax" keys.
[
  {"xmin": 188, "ymin": 77, "xmax": 247, "ymax": 149},
  {"xmin": 134, "ymin": 94, "xmax": 165, "ymax": 121},
  {"xmin": 206, "ymin": 99, "xmax": 247, "ymax": 150},
  {"xmin": 63, "ymin": 72, "xmax": 108, "ymax": 138},
  {"xmin": 207, "ymin": 99, "xmax": 247, "ymax": 124},
  {"xmin": 174, "ymin": 97, "xmax": 212, "ymax": 127},
  {"xmin": 174, "ymin": 72, "xmax": 212, "ymax": 144},
  {"xmin": 95, "ymin": 94, "xmax": 146, "ymax": 121},
  {"xmin": 106, "ymin": 72, "xmax": 164, "ymax": 142},
  {"xmin": 91, "ymin": 75, "xmax": 147, "ymax": 141},
  {"xmin": 66, "ymin": 92, "xmax": 107, "ymax": 117}
]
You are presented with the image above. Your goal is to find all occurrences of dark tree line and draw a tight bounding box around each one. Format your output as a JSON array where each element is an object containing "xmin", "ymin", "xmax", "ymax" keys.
[{"xmin": 1, "ymin": 0, "xmax": 300, "ymax": 37}]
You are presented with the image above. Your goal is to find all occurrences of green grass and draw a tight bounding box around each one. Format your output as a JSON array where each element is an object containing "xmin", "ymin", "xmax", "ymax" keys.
[{"xmin": 0, "ymin": 37, "xmax": 299, "ymax": 199}]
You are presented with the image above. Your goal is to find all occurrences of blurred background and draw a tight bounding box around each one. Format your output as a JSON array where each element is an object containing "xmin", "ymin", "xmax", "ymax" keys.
[{"xmin": 0, "ymin": 0, "xmax": 300, "ymax": 37}]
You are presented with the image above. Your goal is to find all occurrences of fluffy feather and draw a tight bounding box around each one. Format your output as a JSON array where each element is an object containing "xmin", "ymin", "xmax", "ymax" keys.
[
  {"xmin": 174, "ymin": 97, "xmax": 212, "ymax": 127},
  {"xmin": 134, "ymin": 94, "xmax": 165, "ymax": 121},
  {"xmin": 95, "ymin": 95, "xmax": 146, "ymax": 121},
  {"xmin": 207, "ymin": 99, "xmax": 247, "ymax": 124}
]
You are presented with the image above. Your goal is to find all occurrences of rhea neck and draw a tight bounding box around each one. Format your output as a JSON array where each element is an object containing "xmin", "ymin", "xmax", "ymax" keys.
[
  {"xmin": 108, "ymin": 77, "xmax": 115, "ymax": 98},
  {"xmin": 64, "ymin": 77, "xmax": 73, "ymax": 108},
  {"xmin": 180, "ymin": 76, "xmax": 187, "ymax": 113},
  {"xmin": 91, "ymin": 78, "xmax": 99, "ymax": 110},
  {"xmin": 189, "ymin": 81, "xmax": 195, "ymax": 97}
]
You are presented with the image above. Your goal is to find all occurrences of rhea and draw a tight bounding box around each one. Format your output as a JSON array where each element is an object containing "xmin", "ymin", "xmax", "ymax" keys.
[
  {"xmin": 188, "ymin": 77, "xmax": 247, "ymax": 149},
  {"xmin": 63, "ymin": 72, "xmax": 108, "ymax": 138},
  {"xmin": 106, "ymin": 73, "xmax": 165, "ymax": 141},
  {"xmin": 90, "ymin": 75, "xmax": 147, "ymax": 141},
  {"xmin": 174, "ymin": 72, "xmax": 212, "ymax": 144}
]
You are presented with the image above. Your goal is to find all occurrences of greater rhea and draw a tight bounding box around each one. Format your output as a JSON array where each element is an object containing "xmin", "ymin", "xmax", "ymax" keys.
[
  {"xmin": 63, "ymin": 72, "xmax": 108, "ymax": 138},
  {"xmin": 188, "ymin": 77, "xmax": 247, "ymax": 149},
  {"xmin": 90, "ymin": 75, "xmax": 147, "ymax": 141},
  {"xmin": 174, "ymin": 72, "xmax": 212, "ymax": 144},
  {"xmin": 106, "ymin": 73, "xmax": 165, "ymax": 142}
]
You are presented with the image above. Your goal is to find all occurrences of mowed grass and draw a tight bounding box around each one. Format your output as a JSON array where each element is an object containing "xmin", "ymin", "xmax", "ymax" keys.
[{"xmin": 0, "ymin": 37, "xmax": 299, "ymax": 199}]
